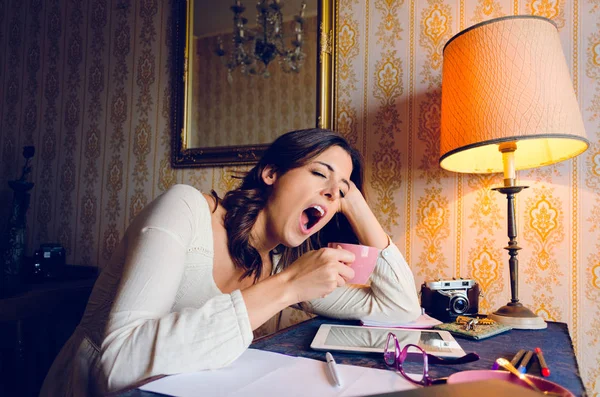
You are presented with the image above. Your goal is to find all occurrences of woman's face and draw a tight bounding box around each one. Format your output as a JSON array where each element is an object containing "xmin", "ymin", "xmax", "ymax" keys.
[{"xmin": 263, "ymin": 145, "xmax": 354, "ymax": 248}]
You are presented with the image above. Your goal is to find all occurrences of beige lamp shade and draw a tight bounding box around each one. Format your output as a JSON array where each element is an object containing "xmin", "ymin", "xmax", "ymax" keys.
[{"xmin": 440, "ymin": 16, "xmax": 588, "ymax": 174}]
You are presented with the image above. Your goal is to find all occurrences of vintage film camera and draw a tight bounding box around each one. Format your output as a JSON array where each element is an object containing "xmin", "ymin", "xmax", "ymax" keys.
[{"xmin": 420, "ymin": 279, "xmax": 480, "ymax": 322}]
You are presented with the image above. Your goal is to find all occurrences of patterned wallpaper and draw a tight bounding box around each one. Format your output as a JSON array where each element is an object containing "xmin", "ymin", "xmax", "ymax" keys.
[
  {"xmin": 0, "ymin": 0, "xmax": 599, "ymax": 394},
  {"xmin": 190, "ymin": 16, "xmax": 317, "ymax": 148},
  {"xmin": 335, "ymin": 1, "xmax": 599, "ymax": 394}
]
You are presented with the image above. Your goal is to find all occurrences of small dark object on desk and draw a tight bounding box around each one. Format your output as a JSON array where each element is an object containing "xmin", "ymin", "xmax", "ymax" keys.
[
  {"xmin": 23, "ymin": 243, "xmax": 96, "ymax": 283},
  {"xmin": 510, "ymin": 349, "xmax": 527, "ymax": 368},
  {"xmin": 536, "ymin": 347, "xmax": 551, "ymax": 377},
  {"xmin": 518, "ymin": 350, "xmax": 534, "ymax": 374},
  {"xmin": 30, "ymin": 244, "xmax": 66, "ymax": 280}
]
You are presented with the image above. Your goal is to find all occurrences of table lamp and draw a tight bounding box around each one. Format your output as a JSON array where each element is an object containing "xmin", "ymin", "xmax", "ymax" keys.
[{"xmin": 439, "ymin": 16, "xmax": 588, "ymax": 329}]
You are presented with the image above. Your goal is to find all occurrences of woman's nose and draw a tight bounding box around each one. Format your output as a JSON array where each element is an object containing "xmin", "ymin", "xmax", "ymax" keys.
[{"xmin": 322, "ymin": 184, "xmax": 339, "ymax": 200}]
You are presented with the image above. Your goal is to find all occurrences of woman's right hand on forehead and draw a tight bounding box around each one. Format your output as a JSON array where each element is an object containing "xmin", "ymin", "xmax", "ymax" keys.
[{"xmin": 280, "ymin": 246, "xmax": 356, "ymax": 303}]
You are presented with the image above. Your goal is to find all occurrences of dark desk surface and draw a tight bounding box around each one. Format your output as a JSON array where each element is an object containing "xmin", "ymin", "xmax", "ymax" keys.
[
  {"xmin": 252, "ymin": 317, "xmax": 586, "ymax": 396},
  {"xmin": 121, "ymin": 317, "xmax": 586, "ymax": 397}
]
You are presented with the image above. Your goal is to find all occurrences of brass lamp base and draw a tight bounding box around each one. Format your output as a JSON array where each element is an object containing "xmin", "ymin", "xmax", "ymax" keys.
[{"xmin": 489, "ymin": 302, "xmax": 547, "ymax": 330}]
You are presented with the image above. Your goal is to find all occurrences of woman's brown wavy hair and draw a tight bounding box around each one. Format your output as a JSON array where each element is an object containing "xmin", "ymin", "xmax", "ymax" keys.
[{"xmin": 217, "ymin": 128, "xmax": 365, "ymax": 283}]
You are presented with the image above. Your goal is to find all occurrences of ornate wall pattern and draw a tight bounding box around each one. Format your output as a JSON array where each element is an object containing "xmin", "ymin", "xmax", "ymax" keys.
[
  {"xmin": 101, "ymin": 0, "xmax": 131, "ymax": 263},
  {"xmin": 1, "ymin": 0, "xmax": 23, "ymax": 184},
  {"xmin": 58, "ymin": 0, "xmax": 83, "ymax": 260},
  {"xmin": 413, "ymin": 0, "xmax": 454, "ymax": 288},
  {"xmin": 0, "ymin": 0, "xmax": 598, "ymax": 393},
  {"xmin": 335, "ymin": 0, "xmax": 360, "ymax": 147},
  {"xmin": 369, "ymin": 0, "xmax": 404, "ymax": 234},
  {"xmin": 583, "ymin": 0, "xmax": 600, "ymax": 389},
  {"xmin": 78, "ymin": 0, "xmax": 107, "ymax": 266}
]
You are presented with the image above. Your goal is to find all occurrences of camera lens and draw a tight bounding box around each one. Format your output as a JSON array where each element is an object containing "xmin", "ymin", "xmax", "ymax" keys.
[{"xmin": 451, "ymin": 296, "xmax": 469, "ymax": 314}]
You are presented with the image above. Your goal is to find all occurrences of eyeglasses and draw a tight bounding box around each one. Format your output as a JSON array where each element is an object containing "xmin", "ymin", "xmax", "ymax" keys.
[{"xmin": 383, "ymin": 332, "xmax": 479, "ymax": 386}]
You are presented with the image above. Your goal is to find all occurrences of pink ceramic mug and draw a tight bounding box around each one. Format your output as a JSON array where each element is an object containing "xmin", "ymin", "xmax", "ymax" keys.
[
  {"xmin": 447, "ymin": 370, "xmax": 574, "ymax": 397},
  {"xmin": 328, "ymin": 242, "xmax": 380, "ymax": 284}
]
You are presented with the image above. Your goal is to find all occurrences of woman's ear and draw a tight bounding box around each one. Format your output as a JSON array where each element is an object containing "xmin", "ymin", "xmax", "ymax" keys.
[{"xmin": 261, "ymin": 166, "xmax": 277, "ymax": 185}]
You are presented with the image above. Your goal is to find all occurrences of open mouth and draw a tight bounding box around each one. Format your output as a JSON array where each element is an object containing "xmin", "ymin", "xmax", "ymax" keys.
[{"xmin": 300, "ymin": 205, "xmax": 326, "ymax": 233}]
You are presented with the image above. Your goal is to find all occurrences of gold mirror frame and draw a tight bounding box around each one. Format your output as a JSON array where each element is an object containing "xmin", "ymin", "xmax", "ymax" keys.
[{"xmin": 171, "ymin": 0, "xmax": 336, "ymax": 168}]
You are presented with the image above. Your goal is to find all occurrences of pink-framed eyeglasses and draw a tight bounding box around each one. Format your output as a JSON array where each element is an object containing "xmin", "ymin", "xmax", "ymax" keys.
[{"xmin": 383, "ymin": 332, "xmax": 479, "ymax": 386}]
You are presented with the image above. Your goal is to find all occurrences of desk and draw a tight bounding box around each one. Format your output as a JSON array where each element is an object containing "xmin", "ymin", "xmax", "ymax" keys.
[
  {"xmin": 0, "ymin": 274, "xmax": 97, "ymax": 396},
  {"xmin": 121, "ymin": 316, "xmax": 586, "ymax": 397},
  {"xmin": 253, "ymin": 317, "xmax": 586, "ymax": 395}
]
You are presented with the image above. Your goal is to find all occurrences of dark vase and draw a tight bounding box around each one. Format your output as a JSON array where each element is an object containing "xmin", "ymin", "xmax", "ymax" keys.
[{"xmin": 0, "ymin": 179, "xmax": 34, "ymax": 297}]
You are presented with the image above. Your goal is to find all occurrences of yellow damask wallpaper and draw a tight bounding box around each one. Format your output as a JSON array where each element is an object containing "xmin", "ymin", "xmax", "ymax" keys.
[{"xmin": 0, "ymin": 0, "xmax": 598, "ymax": 394}]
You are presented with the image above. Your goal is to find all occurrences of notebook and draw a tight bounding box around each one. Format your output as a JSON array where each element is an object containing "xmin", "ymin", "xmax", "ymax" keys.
[{"xmin": 139, "ymin": 348, "xmax": 417, "ymax": 396}]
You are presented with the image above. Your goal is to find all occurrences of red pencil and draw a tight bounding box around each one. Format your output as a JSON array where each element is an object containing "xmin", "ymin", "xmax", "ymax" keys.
[{"xmin": 535, "ymin": 347, "xmax": 550, "ymax": 377}]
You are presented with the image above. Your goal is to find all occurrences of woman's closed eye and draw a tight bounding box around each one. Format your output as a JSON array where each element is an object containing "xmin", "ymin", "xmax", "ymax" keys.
[{"xmin": 312, "ymin": 170, "xmax": 346, "ymax": 198}]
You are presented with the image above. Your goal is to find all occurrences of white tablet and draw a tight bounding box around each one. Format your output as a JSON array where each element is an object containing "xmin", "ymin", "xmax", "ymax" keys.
[{"xmin": 310, "ymin": 324, "xmax": 466, "ymax": 358}]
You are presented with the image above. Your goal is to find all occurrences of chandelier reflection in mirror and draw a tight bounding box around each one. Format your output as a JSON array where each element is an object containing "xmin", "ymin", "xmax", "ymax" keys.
[{"xmin": 216, "ymin": 0, "xmax": 307, "ymax": 80}]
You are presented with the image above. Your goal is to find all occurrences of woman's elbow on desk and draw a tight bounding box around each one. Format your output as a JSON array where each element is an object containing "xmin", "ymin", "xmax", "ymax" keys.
[
  {"xmin": 307, "ymin": 281, "xmax": 421, "ymax": 324},
  {"xmin": 360, "ymin": 298, "xmax": 421, "ymax": 324},
  {"xmin": 391, "ymin": 286, "xmax": 421, "ymax": 322},
  {"xmin": 363, "ymin": 272, "xmax": 421, "ymax": 323},
  {"xmin": 395, "ymin": 293, "xmax": 421, "ymax": 323},
  {"xmin": 393, "ymin": 300, "xmax": 421, "ymax": 323}
]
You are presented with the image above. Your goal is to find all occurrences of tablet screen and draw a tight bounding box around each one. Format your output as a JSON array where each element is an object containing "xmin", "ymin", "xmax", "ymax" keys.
[{"xmin": 323, "ymin": 326, "xmax": 453, "ymax": 354}]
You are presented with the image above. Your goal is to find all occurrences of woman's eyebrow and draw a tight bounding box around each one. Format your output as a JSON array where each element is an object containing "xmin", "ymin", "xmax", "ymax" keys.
[{"xmin": 315, "ymin": 161, "xmax": 351, "ymax": 190}]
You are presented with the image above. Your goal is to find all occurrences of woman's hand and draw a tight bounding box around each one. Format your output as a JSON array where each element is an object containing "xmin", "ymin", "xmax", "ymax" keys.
[
  {"xmin": 338, "ymin": 181, "xmax": 389, "ymax": 249},
  {"xmin": 339, "ymin": 180, "xmax": 370, "ymax": 220},
  {"xmin": 281, "ymin": 247, "xmax": 356, "ymax": 303}
]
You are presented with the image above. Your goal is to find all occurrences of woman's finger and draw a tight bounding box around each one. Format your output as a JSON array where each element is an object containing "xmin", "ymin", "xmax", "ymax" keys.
[
  {"xmin": 337, "ymin": 263, "xmax": 355, "ymax": 281},
  {"xmin": 328, "ymin": 246, "xmax": 355, "ymax": 263}
]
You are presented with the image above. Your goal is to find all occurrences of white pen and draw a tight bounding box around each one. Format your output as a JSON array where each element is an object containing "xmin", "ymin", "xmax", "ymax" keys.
[{"xmin": 326, "ymin": 352, "xmax": 342, "ymax": 387}]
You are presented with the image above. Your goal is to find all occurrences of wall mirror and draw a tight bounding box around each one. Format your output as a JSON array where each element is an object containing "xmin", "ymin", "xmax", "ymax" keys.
[{"xmin": 172, "ymin": 0, "xmax": 336, "ymax": 167}]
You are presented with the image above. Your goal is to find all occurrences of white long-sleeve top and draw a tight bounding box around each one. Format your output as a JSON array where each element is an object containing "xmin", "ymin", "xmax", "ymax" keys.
[{"xmin": 40, "ymin": 184, "xmax": 420, "ymax": 397}]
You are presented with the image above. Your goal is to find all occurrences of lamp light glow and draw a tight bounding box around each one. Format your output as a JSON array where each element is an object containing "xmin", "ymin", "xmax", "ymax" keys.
[{"xmin": 440, "ymin": 15, "xmax": 589, "ymax": 330}]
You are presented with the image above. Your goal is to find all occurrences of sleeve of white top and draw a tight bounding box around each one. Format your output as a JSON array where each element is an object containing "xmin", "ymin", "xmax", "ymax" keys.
[
  {"xmin": 303, "ymin": 237, "xmax": 421, "ymax": 324},
  {"xmin": 99, "ymin": 185, "xmax": 253, "ymax": 392}
]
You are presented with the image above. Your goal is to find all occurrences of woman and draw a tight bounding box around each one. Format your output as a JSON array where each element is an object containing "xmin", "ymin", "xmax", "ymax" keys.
[{"xmin": 40, "ymin": 128, "xmax": 420, "ymax": 396}]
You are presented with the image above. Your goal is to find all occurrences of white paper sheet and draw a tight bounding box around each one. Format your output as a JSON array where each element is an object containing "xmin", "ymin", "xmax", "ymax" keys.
[{"xmin": 139, "ymin": 349, "xmax": 416, "ymax": 397}]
